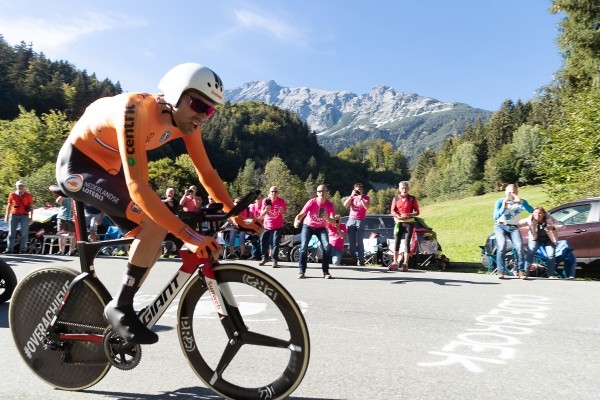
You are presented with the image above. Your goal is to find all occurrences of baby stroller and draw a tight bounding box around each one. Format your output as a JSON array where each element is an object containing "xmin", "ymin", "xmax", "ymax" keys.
[{"xmin": 389, "ymin": 227, "xmax": 442, "ymax": 269}]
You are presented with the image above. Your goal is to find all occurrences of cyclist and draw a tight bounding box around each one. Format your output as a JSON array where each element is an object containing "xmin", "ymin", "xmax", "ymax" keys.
[{"xmin": 56, "ymin": 63, "xmax": 263, "ymax": 344}]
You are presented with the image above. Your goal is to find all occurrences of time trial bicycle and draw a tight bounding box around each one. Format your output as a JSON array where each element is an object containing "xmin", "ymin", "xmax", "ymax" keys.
[{"xmin": 10, "ymin": 188, "xmax": 310, "ymax": 400}]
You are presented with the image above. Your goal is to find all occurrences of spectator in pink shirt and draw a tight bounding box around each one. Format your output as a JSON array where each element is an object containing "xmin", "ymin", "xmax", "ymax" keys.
[
  {"xmin": 248, "ymin": 195, "xmax": 263, "ymax": 260},
  {"xmin": 294, "ymin": 184, "xmax": 337, "ymax": 279},
  {"xmin": 327, "ymin": 214, "xmax": 347, "ymax": 266},
  {"xmin": 179, "ymin": 185, "xmax": 202, "ymax": 231},
  {"xmin": 343, "ymin": 183, "xmax": 370, "ymax": 266},
  {"xmin": 258, "ymin": 186, "xmax": 287, "ymax": 268}
]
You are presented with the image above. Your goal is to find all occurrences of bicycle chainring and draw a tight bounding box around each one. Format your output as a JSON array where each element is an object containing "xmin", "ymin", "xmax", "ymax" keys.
[{"xmin": 103, "ymin": 329, "xmax": 142, "ymax": 370}]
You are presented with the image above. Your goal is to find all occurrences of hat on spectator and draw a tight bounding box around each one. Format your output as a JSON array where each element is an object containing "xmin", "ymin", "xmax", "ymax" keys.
[{"xmin": 16, "ymin": 180, "xmax": 25, "ymax": 186}]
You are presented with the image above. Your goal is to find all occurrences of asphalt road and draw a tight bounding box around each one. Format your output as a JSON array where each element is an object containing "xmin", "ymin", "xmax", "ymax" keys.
[{"xmin": 1, "ymin": 254, "xmax": 599, "ymax": 400}]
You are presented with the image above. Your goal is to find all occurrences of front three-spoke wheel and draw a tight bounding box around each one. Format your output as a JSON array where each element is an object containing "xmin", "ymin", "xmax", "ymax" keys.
[{"xmin": 178, "ymin": 263, "xmax": 310, "ymax": 400}]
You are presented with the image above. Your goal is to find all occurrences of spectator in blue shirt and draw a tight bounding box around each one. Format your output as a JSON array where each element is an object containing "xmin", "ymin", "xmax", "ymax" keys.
[{"xmin": 493, "ymin": 183, "xmax": 533, "ymax": 279}]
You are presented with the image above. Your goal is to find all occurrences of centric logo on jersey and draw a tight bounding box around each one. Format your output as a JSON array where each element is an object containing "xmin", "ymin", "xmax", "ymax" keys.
[{"xmin": 64, "ymin": 175, "xmax": 84, "ymax": 192}]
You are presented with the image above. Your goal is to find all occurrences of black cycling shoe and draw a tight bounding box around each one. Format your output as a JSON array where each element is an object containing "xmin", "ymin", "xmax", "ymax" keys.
[{"xmin": 103, "ymin": 301, "xmax": 158, "ymax": 344}]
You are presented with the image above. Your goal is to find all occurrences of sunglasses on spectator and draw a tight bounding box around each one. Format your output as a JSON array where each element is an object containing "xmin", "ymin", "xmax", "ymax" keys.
[
  {"xmin": 317, "ymin": 190, "xmax": 326, "ymax": 193},
  {"xmin": 271, "ymin": 190, "xmax": 278, "ymax": 193},
  {"xmin": 187, "ymin": 94, "xmax": 216, "ymax": 118}
]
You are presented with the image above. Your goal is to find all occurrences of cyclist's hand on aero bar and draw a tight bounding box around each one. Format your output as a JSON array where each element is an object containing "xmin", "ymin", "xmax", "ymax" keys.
[
  {"xmin": 186, "ymin": 236, "xmax": 221, "ymax": 259},
  {"xmin": 232, "ymin": 216, "xmax": 264, "ymax": 236}
]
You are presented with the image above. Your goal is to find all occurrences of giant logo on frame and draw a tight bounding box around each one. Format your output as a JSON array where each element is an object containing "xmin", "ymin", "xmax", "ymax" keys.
[{"xmin": 64, "ymin": 174, "xmax": 84, "ymax": 192}]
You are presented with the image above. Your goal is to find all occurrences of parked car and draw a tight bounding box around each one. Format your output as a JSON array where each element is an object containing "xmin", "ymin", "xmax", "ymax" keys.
[
  {"xmin": 520, "ymin": 197, "xmax": 600, "ymax": 266},
  {"xmin": 341, "ymin": 214, "xmax": 438, "ymax": 246}
]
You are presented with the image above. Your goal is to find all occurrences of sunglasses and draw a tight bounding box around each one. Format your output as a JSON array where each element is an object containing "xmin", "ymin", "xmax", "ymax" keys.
[
  {"xmin": 317, "ymin": 190, "xmax": 326, "ymax": 193},
  {"xmin": 187, "ymin": 94, "xmax": 216, "ymax": 118},
  {"xmin": 271, "ymin": 190, "xmax": 278, "ymax": 193}
]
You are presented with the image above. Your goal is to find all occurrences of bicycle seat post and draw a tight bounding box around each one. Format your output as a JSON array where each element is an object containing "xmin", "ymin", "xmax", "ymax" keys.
[{"xmin": 72, "ymin": 199, "xmax": 97, "ymax": 274}]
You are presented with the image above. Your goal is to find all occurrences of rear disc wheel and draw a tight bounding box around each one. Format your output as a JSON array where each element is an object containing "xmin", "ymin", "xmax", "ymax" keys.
[{"xmin": 10, "ymin": 267, "xmax": 110, "ymax": 390}]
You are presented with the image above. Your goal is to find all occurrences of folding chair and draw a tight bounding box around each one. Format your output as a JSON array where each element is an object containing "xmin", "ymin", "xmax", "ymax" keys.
[
  {"xmin": 99, "ymin": 225, "xmax": 125, "ymax": 256},
  {"xmin": 531, "ymin": 240, "xmax": 577, "ymax": 278},
  {"xmin": 480, "ymin": 234, "xmax": 518, "ymax": 276},
  {"xmin": 290, "ymin": 235, "xmax": 322, "ymax": 263}
]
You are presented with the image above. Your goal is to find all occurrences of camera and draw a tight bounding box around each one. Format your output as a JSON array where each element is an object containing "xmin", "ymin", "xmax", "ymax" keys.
[
  {"xmin": 187, "ymin": 190, "xmax": 193, "ymax": 194},
  {"xmin": 265, "ymin": 199, "xmax": 272, "ymax": 206},
  {"xmin": 353, "ymin": 190, "xmax": 360, "ymax": 196}
]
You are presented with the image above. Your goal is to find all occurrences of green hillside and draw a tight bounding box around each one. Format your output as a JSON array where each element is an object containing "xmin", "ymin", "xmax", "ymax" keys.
[{"xmin": 420, "ymin": 185, "xmax": 549, "ymax": 263}]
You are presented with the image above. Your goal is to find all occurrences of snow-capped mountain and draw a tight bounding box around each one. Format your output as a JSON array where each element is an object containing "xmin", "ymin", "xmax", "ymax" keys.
[{"xmin": 225, "ymin": 80, "xmax": 492, "ymax": 162}]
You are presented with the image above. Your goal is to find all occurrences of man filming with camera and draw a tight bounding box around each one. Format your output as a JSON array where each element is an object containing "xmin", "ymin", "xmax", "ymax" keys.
[
  {"xmin": 4, "ymin": 180, "xmax": 34, "ymax": 254},
  {"xmin": 343, "ymin": 183, "xmax": 370, "ymax": 266}
]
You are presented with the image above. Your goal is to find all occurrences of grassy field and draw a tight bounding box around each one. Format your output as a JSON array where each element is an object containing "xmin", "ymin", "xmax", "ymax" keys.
[{"xmin": 419, "ymin": 186, "xmax": 550, "ymax": 263}]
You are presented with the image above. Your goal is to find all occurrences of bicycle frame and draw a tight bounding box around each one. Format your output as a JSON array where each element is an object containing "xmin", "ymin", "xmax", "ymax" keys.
[{"xmin": 45, "ymin": 197, "xmax": 244, "ymax": 347}]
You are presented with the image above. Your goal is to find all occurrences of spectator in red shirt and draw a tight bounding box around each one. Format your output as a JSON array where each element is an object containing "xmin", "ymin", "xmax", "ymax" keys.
[
  {"xmin": 4, "ymin": 180, "xmax": 34, "ymax": 254},
  {"xmin": 389, "ymin": 181, "xmax": 420, "ymax": 271}
]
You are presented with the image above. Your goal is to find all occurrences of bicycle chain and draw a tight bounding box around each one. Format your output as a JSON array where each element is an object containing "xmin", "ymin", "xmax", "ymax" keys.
[{"xmin": 57, "ymin": 320, "xmax": 106, "ymax": 333}]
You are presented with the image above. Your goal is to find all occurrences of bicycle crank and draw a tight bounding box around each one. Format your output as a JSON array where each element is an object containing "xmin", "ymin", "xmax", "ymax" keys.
[{"xmin": 103, "ymin": 329, "xmax": 142, "ymax": 370}]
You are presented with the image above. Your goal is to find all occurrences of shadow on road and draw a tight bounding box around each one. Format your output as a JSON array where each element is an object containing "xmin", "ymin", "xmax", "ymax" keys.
[{"xmin": 86, "ymin": 386, "xmax": 339, "ymax": 400}]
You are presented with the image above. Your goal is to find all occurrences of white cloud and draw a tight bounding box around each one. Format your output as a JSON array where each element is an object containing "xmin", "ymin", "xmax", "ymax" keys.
[
  {"xmin": 0, "ymin": 11, "xmax": 147, "ymax": 57},
  {"xmin": 233, "ymin": 8, "xmax": 309, "ymax": 47}
]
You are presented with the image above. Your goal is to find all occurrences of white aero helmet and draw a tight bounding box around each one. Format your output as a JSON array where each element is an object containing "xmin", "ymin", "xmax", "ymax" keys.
[{"xmin": 158, "ymin": 63, "xmax": 224, "ymax": 107}]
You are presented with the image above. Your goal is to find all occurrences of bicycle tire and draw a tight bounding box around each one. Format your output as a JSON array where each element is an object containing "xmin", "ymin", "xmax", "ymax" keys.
[
  {"xmin": 178, "ymin": 263, "xmax": 310, "ymax": 400},
  {"xmin": 10, "ymin": 267, "xmax": 111, "ymax": 390},
  {"xmin": 0, "ymin": 259, "xmax": 17, "ymax": 303}
]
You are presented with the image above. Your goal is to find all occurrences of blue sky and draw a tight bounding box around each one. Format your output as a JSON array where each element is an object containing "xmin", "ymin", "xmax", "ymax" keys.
[{"xmin": 0, "ymin": 0, "xmax": 563, "ymax": 111}]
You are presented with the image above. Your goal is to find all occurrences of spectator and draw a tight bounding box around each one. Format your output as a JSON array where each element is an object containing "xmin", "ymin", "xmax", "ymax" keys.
[
  {"xmin": 493, "ymin": 183, "xmax": 533, "ymax": 279},
  {"xmin": 179, "ymin": 185, "xmax": 202, "ymax": 230},
  {"xmin": 294, "ymin": 184, "xmax": 336, "ymax": 279},
  {"xmin": 4, "ymin": 180, "xmax": 34, "ymax": 254},
  {"xmin": 248, "ymin": 195, "xmax": 263, "ymax": 260},
  {"xmin": 519, "ymin": 206, "xmax": 564, "ymax": 279},
  {"xmin": 327, "ymin": 214, "xmax": 347, "ymax": 266},
  {"xmin": 259, "ymin": 186, "xmax": 287, "ymax": 268},
  {"xmin": 225, "ymin": 197, "xmax": 248, "ymax": 259},
  {"xmin": 84, "ymin": 204, "xmax": 105, "ymax": 241},
  {"xmin": 343, "ymin": 183, "xmax": 370, "ymax": 266},
  {"xmin": 56, "ymin": 196, "xmax": 76, "ymax": 255},
  {"xmin": 162, "ymin": 187, "xmax": 179, "ymax": 215},
  {"xmin": 161, "ymin": 188, "xmax": 181, "ymax": 257},
  {"xmin": 390, "ymin": 181, "xmax": 420, "ymax": 272}
]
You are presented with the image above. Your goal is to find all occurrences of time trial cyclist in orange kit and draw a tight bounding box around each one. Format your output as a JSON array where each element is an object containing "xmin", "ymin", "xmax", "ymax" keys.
[{"xmin": 56, "ymin": 63, "xmax": 263, "ymax": 344}]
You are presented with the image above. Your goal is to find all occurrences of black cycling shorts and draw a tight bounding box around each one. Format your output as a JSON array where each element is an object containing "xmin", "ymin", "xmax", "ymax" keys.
[{"xmin": 56, "ymin": 142, "xmax": 138, "ymax": 234}]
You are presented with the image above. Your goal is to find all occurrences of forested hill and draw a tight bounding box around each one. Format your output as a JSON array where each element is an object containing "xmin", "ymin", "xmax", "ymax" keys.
[{"xmin": 0, "ymin": 36, "xmax": 122, "ymax": 121}]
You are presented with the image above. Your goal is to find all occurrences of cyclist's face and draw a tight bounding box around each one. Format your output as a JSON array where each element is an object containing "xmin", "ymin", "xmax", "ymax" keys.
[{"xmin": 174, "ymin": 93, "xmax": 215, "ymax": 134}]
